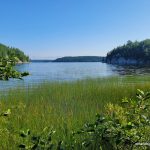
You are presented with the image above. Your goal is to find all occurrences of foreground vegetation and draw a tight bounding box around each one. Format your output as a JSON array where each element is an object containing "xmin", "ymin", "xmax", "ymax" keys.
[
  {"xmin": 0, "ymin": 57, "xmax": 29, "ymax": 80},
  {"xmin": 0, "ymin": 44, "xmax": 29, "ymax": 80},
  {"xmin": 0, "ymin": 77, "xmax": 150, "ymax": 149}
]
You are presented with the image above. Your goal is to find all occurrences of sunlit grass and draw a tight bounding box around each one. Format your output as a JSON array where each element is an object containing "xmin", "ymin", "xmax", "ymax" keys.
[{"xmin": 0, "ymin": 76, "xmax": 150, "ymax": 149}]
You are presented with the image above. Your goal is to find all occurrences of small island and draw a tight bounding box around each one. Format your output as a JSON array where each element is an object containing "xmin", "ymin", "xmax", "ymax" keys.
[
  {"xmin": 31, "ymin": 56, "xmax": 106, "ymax": 63},
  {"xmin": 53, "ymin": 56, "xmax": 105, "ymax": 62}
]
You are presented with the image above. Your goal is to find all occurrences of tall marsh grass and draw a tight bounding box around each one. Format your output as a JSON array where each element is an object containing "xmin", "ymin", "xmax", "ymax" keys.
[{"xmin": 0, "ymin": 76, "xmax": 150, "ymax": 149}]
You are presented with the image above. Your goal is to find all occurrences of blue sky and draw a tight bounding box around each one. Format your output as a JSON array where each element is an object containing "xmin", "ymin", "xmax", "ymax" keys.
[{"xmin": 0, "ymin": 0, "xmax": 150, "ymax": 59}]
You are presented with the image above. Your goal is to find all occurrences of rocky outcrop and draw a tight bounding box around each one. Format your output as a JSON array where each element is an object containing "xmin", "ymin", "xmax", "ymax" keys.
[{"xmin": 106, "ymin": 57, "xmax": 145, "ymax": 65}]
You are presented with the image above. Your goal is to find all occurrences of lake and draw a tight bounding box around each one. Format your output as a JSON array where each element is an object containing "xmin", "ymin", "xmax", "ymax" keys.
[{"xmin": 1, "ymin": 62, "xmax": 150, "ymax": 90}]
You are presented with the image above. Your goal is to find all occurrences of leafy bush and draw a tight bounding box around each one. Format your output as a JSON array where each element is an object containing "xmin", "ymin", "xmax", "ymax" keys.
[{"xmin": 0, "ymin": 57, "xmax": 29, "ymax": 80}]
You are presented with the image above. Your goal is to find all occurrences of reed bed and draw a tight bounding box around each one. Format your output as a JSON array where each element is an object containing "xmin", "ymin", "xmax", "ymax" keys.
[{"xmin": 0, "ymin": 76, "xmax": 150, "ymax": 149}]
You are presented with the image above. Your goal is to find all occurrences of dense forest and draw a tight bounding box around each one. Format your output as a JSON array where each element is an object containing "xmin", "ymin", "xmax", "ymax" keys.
[
  {"xmin": 0, "ymin": 43, "xmax": 29, "ymax": 62},
  {"xmin": 106, "ymin": 39, "xmax": 150, "ymax": 64},
  {"xmin": 53, "ymin": 56, "xmax": 105, "ymax": 62}
]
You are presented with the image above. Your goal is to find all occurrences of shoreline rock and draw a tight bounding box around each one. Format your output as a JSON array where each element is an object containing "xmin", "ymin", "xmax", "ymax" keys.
[{"xmin": 106, "ymin": 57, "xmax": 146, "ymax": 65}]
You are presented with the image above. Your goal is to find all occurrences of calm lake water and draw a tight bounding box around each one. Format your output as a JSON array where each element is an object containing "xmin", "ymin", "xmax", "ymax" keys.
[{"xmin": 0, "ymin": 62, "xmax": 150, "ymax": 90}]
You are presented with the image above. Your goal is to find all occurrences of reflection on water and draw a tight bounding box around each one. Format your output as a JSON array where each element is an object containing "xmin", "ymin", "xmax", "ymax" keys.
[
  {"xmin": 112, "ymin": 65, "xmax": 150, "ymax": 75},
  {"xmin": 0, "ymin": 62, "xmax": 150, "ymax": 90}
]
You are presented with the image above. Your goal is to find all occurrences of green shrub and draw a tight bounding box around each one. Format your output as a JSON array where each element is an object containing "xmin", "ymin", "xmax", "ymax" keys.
[{"xmin": 0, "ymin": 57, "xmax": 29, "ymax": 80}]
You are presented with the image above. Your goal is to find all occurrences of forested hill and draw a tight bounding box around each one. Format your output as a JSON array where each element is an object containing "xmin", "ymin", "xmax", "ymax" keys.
[
  {"xmin": 53, "ymin": 56, "xmax": 105, "ymax": 62},
  {"xmin": 0, "ymin": 43, "xmax": 29, "ymax": 62},
  {"xmin": 106, "ymin": 39, "xmax": 150, "ymax": 65}
]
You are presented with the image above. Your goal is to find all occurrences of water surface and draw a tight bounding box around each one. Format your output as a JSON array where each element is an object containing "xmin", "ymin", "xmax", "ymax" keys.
[{"xmin": 0, "ymin": 62, "xmax": 150, "ymax": 90}]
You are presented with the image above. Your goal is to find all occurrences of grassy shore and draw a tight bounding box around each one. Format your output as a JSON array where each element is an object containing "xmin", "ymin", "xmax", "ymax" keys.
[{"xmin": 0, "ymin": 76, "xmax": 150, "ymax": 149}]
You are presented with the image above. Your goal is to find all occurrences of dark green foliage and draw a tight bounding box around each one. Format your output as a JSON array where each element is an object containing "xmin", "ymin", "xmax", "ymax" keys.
[
  {"xmin": 19, "ymin": 128, "xmax": 56, "ymax": 150},
  {"xmin": 53, "ymin": 56, "xmax": 105, "ymax": 62},
  {"xmin": 21, "ymin": 72, "xmax": 30, "ymax": 76},
  {"xmin": 0, "ymin": 43, "xmax": 29, "ymax": 62},
  {"xmin": 106, "ymin": 39, "xmax": 150, "ymax": 63},
  {"xmin": 0, "ymin": 57, "xmax": 29, "ymax": 80}
]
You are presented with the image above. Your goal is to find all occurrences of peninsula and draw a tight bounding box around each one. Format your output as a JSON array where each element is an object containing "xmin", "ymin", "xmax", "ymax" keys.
[{"xmin": 106, "ymin": 39, "xmax": 150, "ymax": 65}]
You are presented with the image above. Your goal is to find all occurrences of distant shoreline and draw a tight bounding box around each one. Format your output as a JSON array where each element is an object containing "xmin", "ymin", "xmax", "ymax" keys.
[{"xmin": 31, "ymin": 56, "xmax": 106, "ymax": 63}]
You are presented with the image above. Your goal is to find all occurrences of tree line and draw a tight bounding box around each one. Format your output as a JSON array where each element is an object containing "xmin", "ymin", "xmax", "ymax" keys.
[
  {"xmin": 0, "ymin": 43, "xmax": 29, "ymax": 62},
  {"xmin": 53, "ymin": 56, "xmax": 105, "ymax": 62},
  {"xmin": 106, "ymin": 39, "xmax": 150, "ymax": 63}
]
